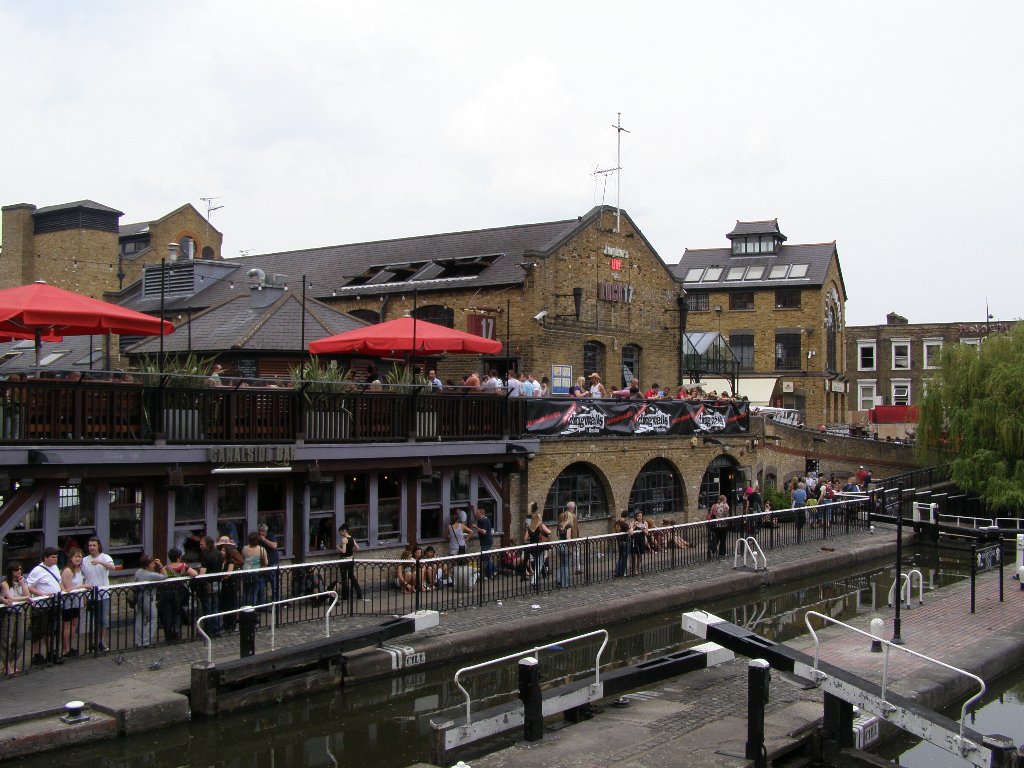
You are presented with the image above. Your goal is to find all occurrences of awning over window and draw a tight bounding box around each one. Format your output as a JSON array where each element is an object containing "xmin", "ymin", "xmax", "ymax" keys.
[{"xmin": 735, "ymin": 377, "xmax": 778, "ymax": 406}]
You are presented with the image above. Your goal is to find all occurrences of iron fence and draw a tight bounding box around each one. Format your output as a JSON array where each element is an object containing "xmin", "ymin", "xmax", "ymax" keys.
[{"xmin": 0, "ymin": 496, "xmax": 873, "ymax": 676}]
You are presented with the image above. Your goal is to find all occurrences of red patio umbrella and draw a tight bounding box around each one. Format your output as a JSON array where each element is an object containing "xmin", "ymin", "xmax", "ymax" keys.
[
  {"xmin": 0, "ymin": 280, "xmax": 175, "ymax": 367},
  {"xmin": 309, "ymin": 314, "xmax": 502, "ymax": 355}
]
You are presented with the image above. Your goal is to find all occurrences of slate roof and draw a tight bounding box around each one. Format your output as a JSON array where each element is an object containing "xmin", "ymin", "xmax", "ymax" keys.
[
  {"xmin": 726, "ymin": 219, "xmax": 786, "ymax": 240},
  {"xmin": 119, "ymin": 221, "xmax": 151, "ymax": 238},
  {"xmin": 127, "ymin": 291, "xmax": 369, "ymax": 354},
  {"xmin": 32, "ymin": 200, "xmax": 123, "ymax": 216},
  {"xmin": 671, "ymin": 242, "xmax": 844, "ymax": 295},
  {"xmin": 0, "ymin": 335, "xmax": 100, "ymax": 376},
  {"xmin": 117, "ymin": 205, "xmax": 657, "ymax": 313}
]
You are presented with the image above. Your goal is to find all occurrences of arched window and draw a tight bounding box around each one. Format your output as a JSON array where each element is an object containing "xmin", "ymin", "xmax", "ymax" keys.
[
  {"xmin": 825, "ymin": 304, "xmax": 838, "ymax": 373},
  {"xmin": 583, "ymin": 341, "xmax": 605, "ymax": 380},
  {"xmin": 179, "ymin": 236, "xmax": 196, "ymax": 260},
  {"xmin": 621, "ymin": 344, "xmax": 641, "ymax": 387},
  {"xmin": 543, "ymin": 463, "xmax": 608, "ymax": 522},
  {"xmin": 201, "ymin": 246, "xmax": 215, "ymax": 260},
  {"xmin": 349, "ymin": 309, "xmax": 381, "ymax": 324},
  {"xmin": 413, "ymin": 305, "xmax": 454, "ymax": 328},
  {"xmin": 628, "ymin": 458, "xmax": 683, "ymax": 519}
]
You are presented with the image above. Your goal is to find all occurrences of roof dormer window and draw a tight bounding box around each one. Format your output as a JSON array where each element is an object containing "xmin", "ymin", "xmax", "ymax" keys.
[{"xmin": 731, "ymin": 235, "xmax": 778, "ymax": 255}]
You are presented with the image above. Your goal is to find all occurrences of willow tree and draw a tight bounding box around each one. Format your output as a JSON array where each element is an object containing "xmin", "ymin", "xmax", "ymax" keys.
[{"xmin": 917, "ymin": 323, "xmax": 1024, "ymax": 511}]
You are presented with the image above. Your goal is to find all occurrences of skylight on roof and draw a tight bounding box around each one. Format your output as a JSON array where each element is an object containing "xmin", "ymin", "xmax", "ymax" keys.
[
  {"xmin": 744, "ymin": 266, "xmax": 764, "ymax": 280},
  {"xmin": 684, "ymin": 268, "xmax": 705, "ymax": 282},
  {"xmin": 768, "ymin": 265, "xmax": 789, "ymax": 279},
  {"xmin": 725, "ymin": 267, "xmax": 745, "ymax": 281},
  {"xmin": 703, "ymin": 267, "xmax": 723, "ymax": 282},
  {"xmin": 789, "ymin": 264, "xmax": 809, "ymax": 278}
]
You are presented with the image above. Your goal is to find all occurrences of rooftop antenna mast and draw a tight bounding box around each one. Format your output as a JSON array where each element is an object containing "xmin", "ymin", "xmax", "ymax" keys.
[
  {"xmin": 611, "ymin": 112, "xmax": 629, "ymax": 233},
  {"xmin": 200, "ymin": 196, "xmax": 225, "ymax": 255}
]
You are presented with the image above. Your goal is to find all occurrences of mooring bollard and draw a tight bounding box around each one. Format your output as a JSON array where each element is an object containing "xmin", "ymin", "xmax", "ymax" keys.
[
  {"xmin": 869, "ymin": 617, "xmax": 884, "ymax": 653},
  {"xmin": 518, "ymin": 656, "xmax": 543, "ymax": 742},
  {"xmin": 239, "ymin": 606, "xmax": 257, "ymax": 658},
  {"xmin": 746, "ymin": 659, "xmax": 770, "ymax": 768}
]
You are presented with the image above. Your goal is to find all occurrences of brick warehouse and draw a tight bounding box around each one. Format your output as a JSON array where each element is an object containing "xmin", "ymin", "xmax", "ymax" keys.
[{"xmin": 0, "ymin": 201, "xmax": 897, "ymax": 570}]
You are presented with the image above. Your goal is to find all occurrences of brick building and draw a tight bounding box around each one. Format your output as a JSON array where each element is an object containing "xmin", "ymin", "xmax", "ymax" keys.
[
  {"xmin": 845, "ymin": 311, "xmax": 1017, "ymax": 433},
  {"xmin": 671, "ymin": 219, "xmax": 848, "ymax": 426},
  {"xmin": 121, "ymin": 204, "xmax": 686, "ymax": 391},
  {"xmin": 0, "ymin": 200, "xmax": 222, "ymax": 297}
]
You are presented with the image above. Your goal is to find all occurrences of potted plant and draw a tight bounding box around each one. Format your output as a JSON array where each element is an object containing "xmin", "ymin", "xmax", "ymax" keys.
[
  {"xmin": 135, "ymin": 353, "xmax": 218, "ymax": 440},
  {"xmin": 290, "ymin": 359, "xmax": 352, "ymax": 440}
]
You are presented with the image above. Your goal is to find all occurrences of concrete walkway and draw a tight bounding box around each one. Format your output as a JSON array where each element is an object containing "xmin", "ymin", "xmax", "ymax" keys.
[{"xmin": 0, "ymin": 527, "xmax": 902, "ymax": 725}]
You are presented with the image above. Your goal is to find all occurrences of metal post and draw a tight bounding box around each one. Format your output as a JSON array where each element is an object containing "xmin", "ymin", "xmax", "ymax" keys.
[
  {"xmin": 970, "ymin": 542, "xmax": 977, "ymax": 614},
  {"xmin": 822, "ymin": 691, "xmax": 855, "ymax": 756},
  {"xmin": 745, "ymin": 659, "xmax": 770, "ymax": 768},
  {"xmin": 519, "ymin": 656, "xmax": 543, "ymax": 742},
  {"xmin": 893, "ymin": 484, "xmax": 905, "ymax": 644},
  {"xmin": 998, "ymin": 541, "xmax": 1004, "ymax": 603},
  {"xmin": 239, "ymin": 607, "xmax": 257, "ymax": 658}
]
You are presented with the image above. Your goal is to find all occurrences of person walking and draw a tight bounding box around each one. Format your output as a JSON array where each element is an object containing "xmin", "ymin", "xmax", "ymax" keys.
[
  {"xmin": 554, "ymin": 506, "xmax": 575, "ymax": 588},
  {"xmin": 613, "ymin": 511, "xmax": 631, "ymax": 577},
  {"xmin": 791, "ymin": 479, "xmax": 808, "ymax": 543},
  {"xmin": 472, "ymin": 508, "xmax": 496, "ymax": 579}
]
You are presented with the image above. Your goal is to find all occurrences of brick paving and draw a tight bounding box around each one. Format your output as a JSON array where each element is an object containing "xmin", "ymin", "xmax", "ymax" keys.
[{"xmin": 792, "ymin": 566, "xmax": 1024, "ymax": 685}]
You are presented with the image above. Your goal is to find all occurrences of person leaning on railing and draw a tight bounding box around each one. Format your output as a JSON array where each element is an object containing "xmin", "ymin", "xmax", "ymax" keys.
[
  {"xmin": 2, "ymin": 562, "xmax": 31, "ymax": 676},
  {"xmin": 132, "ymin": 555, "xmax": 167, "ymax": 648}
]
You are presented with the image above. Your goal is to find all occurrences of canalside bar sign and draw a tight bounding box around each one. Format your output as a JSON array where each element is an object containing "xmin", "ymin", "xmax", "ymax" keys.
[
  {"xmin": 208, "ymin": 445, "xmax": 296, "ymax": 464},
  {"xmin": 523, "ymin": 399, "xmax": 749, "ymax": 437}
]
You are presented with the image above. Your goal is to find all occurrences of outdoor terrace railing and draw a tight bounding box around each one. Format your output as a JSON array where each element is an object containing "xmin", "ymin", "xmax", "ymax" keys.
[
  {"xmin": 0, "ymin": 496, "xmax": 873, "ymax": 675},
  {"xmin": 0, "ymin": 376, "xmax": 748, "ymax": 445}
]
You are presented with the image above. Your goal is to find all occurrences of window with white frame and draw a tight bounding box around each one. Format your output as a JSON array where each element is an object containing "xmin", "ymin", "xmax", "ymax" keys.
[
  {"xmin": 857, "ymin": 381, "xmax": 877, "ymax": 411},
  {"xmin": 960, "ymin": 337, "xmax": 981, "ymax": 350},
  {"xmin": 858, "ymin": 340, "xmax": 876, "ymax": 371},
  {"xmin": 891, "ymin": 340, "xmax": 911, "ymax": 370},
  {"xmin": 923, "ymin": 339, "xmax": 943, "ymax": 369},
  {"xmin": 891, "ymin": 380, "xmax": 911, "ymax": 406}
]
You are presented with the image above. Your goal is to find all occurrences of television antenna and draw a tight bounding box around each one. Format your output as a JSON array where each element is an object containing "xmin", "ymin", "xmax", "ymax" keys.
[{"xmin": 200, "ymin": 196, "xmax": 225, "ymax": 254}]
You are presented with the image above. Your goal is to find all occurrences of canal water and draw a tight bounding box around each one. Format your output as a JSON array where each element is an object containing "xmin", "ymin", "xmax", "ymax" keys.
[{"xmin": 7, "ymin": 547, "xmax": 1019, "ymax": 768}]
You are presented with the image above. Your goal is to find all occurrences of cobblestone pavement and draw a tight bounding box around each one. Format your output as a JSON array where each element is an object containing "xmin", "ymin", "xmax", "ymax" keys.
[{"xmin": 0, "ymin": 528, "xmax": 894, "ymax": 722}]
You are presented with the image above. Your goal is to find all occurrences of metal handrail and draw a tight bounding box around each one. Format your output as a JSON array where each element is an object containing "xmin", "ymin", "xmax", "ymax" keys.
[
  {"xmin": 938, "ymin": 514, "xmax": 995, "ymax": 529},
  {"xmin": 452, "ymin": 629, "xmax": 609, "ymax": 726},
  {"xmin": 802, "ymin": 610, "xmax": 985, "ymax": 743},
  {"xmin": 887, "ymin": 569, "xmax": 924, "ymax": 608},
  {"xmin": 195, "ymin": 590, "xmax": 339, "ymax": 663},
  {"xmin": 733, "ymin": 536, "xmax": 766, "ymax": 571}
]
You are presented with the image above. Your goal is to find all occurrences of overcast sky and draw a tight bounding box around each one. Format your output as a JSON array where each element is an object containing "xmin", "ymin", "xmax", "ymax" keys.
[{"xmin": 2, "ymin": 2, "xmax": 1020, "ymax": 326}]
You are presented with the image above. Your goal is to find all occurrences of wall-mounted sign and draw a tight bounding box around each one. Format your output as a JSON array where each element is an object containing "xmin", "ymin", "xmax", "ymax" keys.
[
  {"xmin": 598, "ymin": 281, "xmax": 634, "ymax": 303},
  {"xmin": 603, "ymin": 245, "xmax": 629, "ymax": 259},
  {"xmin": 467, "ymin": 314, "xmax": 498, "ymax": 340},
  {"xmin": 208, "ymin": 445, "xmax": 295, "ymax": 464},
  {"xmin": 551, "ymin": 364, "xmax": 572, "ymax": 395}
]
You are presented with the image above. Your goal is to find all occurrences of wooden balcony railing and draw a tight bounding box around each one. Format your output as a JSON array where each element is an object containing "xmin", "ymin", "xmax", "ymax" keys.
[{"xmin": 0, "ymin": 379, "xmax": 748, "ymax": 446}]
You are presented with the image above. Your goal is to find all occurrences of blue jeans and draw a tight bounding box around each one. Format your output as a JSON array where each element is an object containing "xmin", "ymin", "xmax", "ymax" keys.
[
  {"xmin": 615, "ymin": 536, "xmax": 629, "ymax": 577},
  {"xmin": 556, "ymin": 543, "xmax": 570, "ymax": 587}
]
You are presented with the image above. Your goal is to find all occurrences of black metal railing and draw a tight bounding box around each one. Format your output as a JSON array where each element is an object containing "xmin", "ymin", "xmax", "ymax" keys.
[{"xmin": 1, "ymin": 497, "xmax": 873, "ymax": 676}]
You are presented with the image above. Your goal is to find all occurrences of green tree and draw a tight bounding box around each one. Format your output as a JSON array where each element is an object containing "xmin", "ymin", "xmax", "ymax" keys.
[{"xmin": 917, "ymin": 323, "xmax": 1024, "ymax": 511}]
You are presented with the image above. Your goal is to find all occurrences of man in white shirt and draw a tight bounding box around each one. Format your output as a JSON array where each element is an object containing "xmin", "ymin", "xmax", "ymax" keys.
[
  {"xmin": 506, "ymin": 372, "xmax": 521, "ymax": 398},
  {"xmin": 26, "ymin": 547, "xmax": 63, "ymax": 664},
  {"xmin": 526, "ymin": 374, "xmax": 541, "ymax": 397},
  {"xmin": 428, "ymin": 370, "xmax": 443, "ymax": 391},
  {"xmin": 81, "ymin": 537, "xmax": 115, "ymax": 652}
]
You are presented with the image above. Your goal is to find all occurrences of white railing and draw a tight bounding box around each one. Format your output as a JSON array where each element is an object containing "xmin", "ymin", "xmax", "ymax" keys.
[
  {"xmin": 195, "ymin": 591, "xmax": 339, "ymax": 663},
  {"xmin": 887, "ymin": 569, "xmax": 924, "ymax": 608},
  {"xmin": 938, "ymin": 514, "xmax": 994, "ymax": 529},
  {"xmin": 803, "ymin": 610, "xmax": 985, "ymax": 746},
  {"xmin": 452, "ymin": 629, "xmax": 609, "ymax": 726},
  {"xmin": 733, "ymin": 536, "xmax": 767, "ymax": 571}
]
